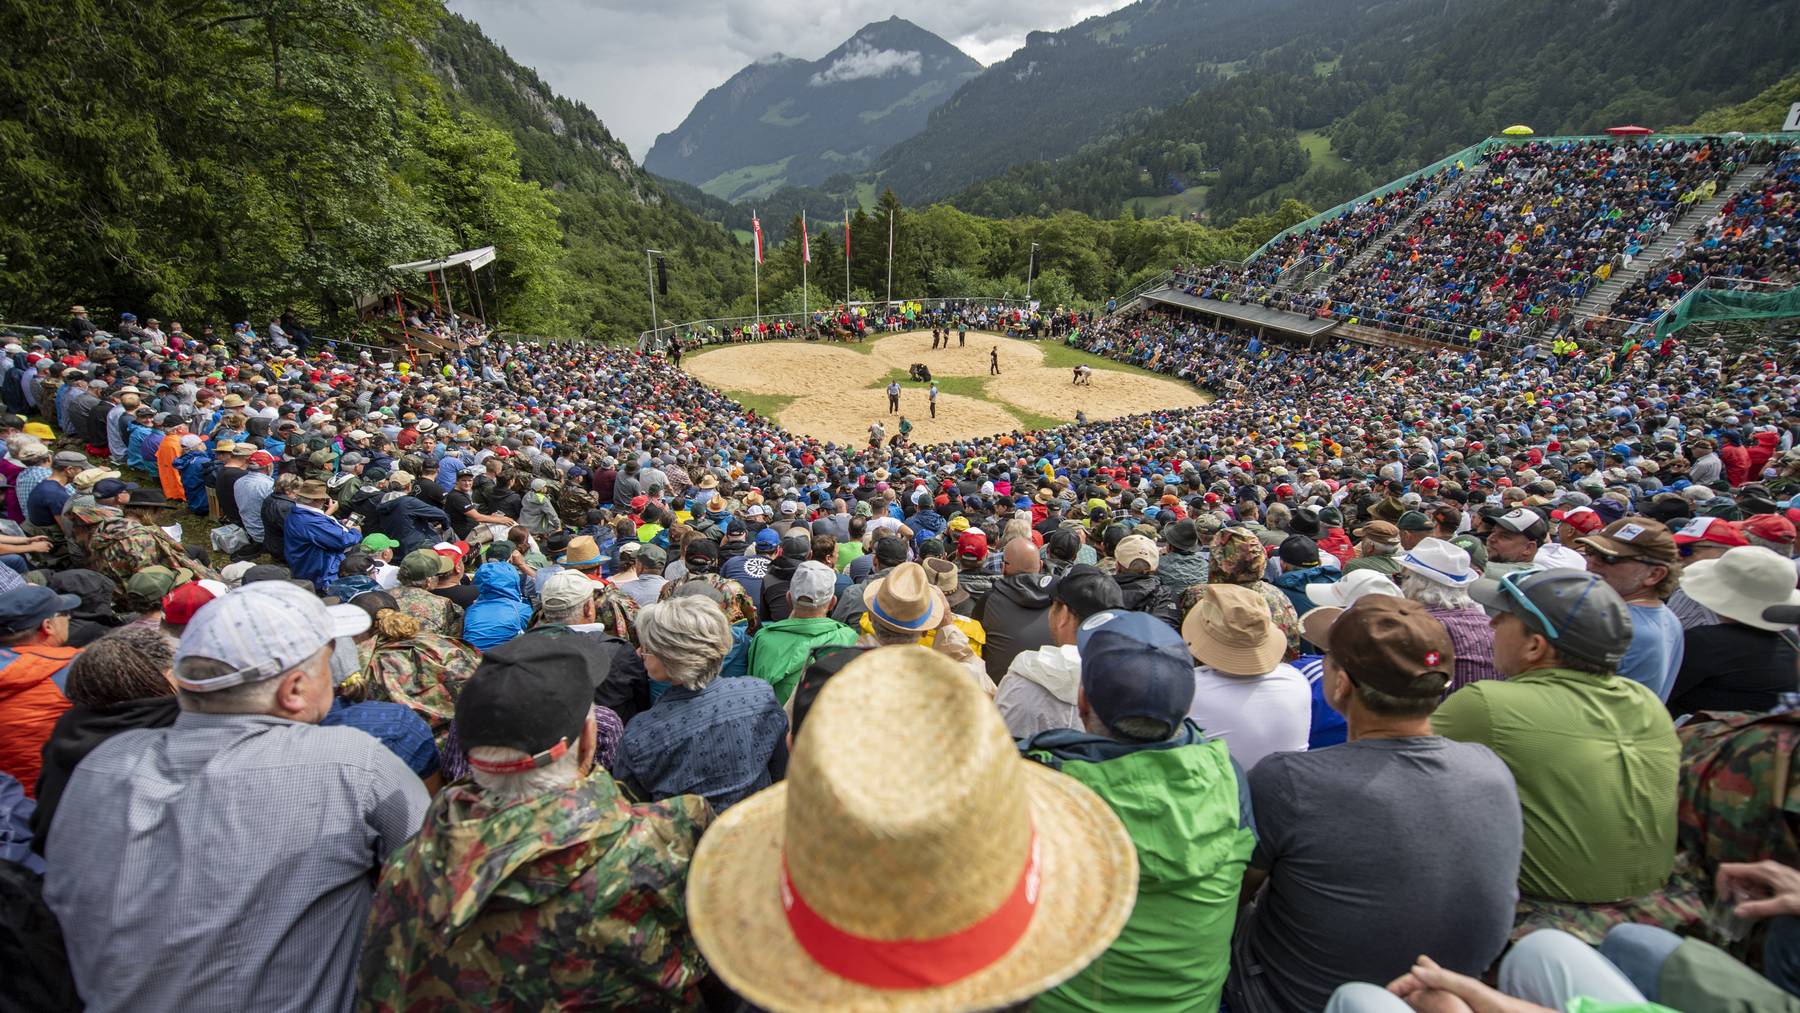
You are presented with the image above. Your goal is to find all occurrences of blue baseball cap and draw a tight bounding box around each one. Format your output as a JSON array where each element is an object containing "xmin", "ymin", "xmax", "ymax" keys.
[
  {"xmin": 0, "ymin": 586, "xmax": 82, "ymax": 635},
  {"xmin": 754, "ymin": 527, "xmax": 781, "ymax": 549},
  {"xmin": 1075, "ymin": 610, "xmax": 1195, "ymax": 739}
]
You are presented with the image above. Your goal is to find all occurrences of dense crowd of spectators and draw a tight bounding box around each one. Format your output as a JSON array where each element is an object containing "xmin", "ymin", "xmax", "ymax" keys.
[
  {"xmin": 1175, "ymin": 137, "xmax": 1796, "ymax": 349},
  {"xmin": 0, "ymin": 276, "xmax": 1799, "ymax": 1013},
  {"xmin": 1596, "ymin": 147, "xmax": 1800, "ymax": 330}
]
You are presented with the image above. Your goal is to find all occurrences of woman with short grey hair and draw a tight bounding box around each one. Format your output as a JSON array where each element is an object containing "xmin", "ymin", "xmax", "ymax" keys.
[
  {"xmin": 615, "ymin": 594, "xmax": 788, "ymax": 811},
  {"xmin": 634, "ymin": 595, "xmax": 731, "ymax": 691}
]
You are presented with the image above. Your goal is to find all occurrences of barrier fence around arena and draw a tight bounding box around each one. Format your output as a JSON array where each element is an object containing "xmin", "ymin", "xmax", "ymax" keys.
[{"xmin": 633, "ymin": 297, "xmax": 1045, "ymax": 352}]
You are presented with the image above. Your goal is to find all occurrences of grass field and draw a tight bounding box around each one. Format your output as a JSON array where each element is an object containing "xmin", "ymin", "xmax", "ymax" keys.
[
  {"xmin": 1298, "ymin": 129, "xmax": 1349, "ymax": 170},
  {"xmin": 1125, "ymin": 186, "xmax": 1213, "ymax": 219}
]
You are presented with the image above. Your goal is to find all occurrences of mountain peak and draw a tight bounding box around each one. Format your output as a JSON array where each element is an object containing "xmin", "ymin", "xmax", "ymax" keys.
[{"xmin": 644, "ymin": 19, "xmax": 980, "ymax": 201}]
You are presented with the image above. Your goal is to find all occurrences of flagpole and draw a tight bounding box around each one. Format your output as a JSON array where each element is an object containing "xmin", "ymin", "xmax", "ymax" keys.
[
  {"xmin": 801, "ymin": 211, "xmax": 809, "ymax": 323},
  {"xmin": 753, "ymin": 208, "xmax": 761, "ymax": 329},
  {"xmin": 885, "ymin": 208, "xmax": 894, "ymax": 310},
  {"xmin": 844, "ymin": 206, "xmax": 852, "ymax": 303},
  {"xmin": 644, "ymin": 248, "xmax": 661, "ymax": 351}
]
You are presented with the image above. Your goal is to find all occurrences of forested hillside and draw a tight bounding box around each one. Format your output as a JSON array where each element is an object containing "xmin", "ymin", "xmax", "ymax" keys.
[
  {"xmin": 0, "ymin": 0, "xmax": 760, "ymax": 340},
  {"xmin": 944, "ymin": 0, "xmax": 1797, "ymax": 222},
  {"xmin": 425, "ymin": 15, "xmax": 755, "ymax": 337},
  {"xmin": 871, "ymin": 0, "xmax": 1385, "ymax": 203},
  {"xmin": 1672, "ymin": 72, "xmax": 1800, "ymax": 133}
]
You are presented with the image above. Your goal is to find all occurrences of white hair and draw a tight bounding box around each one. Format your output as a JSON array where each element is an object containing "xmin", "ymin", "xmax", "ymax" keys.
[
  {"xmin": 635, "ymin": 595, "xmax": 732, "ymax": 689},
  {"xmin": 1401, "ymin": 571, "xmax": 1476, "ymax": 610},
  {"xmin": 468, "ymin": 744, "xmax": 583, "ymax": 802}
]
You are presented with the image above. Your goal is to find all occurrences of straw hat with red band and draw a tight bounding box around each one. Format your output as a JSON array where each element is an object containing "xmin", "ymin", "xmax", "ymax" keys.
[{"xmin": 686, "ymin": 646, "xmax": 1137, "ymax": 1011}]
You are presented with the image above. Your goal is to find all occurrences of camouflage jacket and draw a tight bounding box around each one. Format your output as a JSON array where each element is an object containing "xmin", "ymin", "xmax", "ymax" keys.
[
  {"xmin": 364, "ymin": 631, "xmax": 481, "ymax": 758},
  {"xmin": 658, "ymin": 572, "xmax": 757, "ymax": 633},
  {"xmin": 1677, "ymin": 709, "xmax": 1800, "ymax": 884},
  {"xmin": 358, "ymin": 770, "xmax": 713, "ymax": 1012},
  {"xmin": 390, "ymin": 585, "xmax": 463, "ymax": 639},
  {"xmin": 557, "ymin": 482, "xmax": 598, "ymax": 525},
  {"xmin": 88, "ymin": 517, "xmax": 219, "ymax": 594}
]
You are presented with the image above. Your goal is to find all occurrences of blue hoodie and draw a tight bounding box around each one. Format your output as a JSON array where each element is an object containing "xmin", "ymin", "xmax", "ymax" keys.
[{"xmin": 462, "ymin": 562, "xmax": 533, "ymax": 650}]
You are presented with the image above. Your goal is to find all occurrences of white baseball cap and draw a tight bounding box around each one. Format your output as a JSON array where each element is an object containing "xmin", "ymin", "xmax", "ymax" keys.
[
  {"xmin": 789, "ymin": 561, "xmax": 838, "ymax": 607},
  {"xmin": 173, "ymin": 582, "xmax": 369, "ymax": 692}
]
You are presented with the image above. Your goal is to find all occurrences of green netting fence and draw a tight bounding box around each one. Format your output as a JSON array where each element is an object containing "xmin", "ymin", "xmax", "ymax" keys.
[{"xmin": 1654, "ymin": 283, "xmax": 1800, "ymax": 338}]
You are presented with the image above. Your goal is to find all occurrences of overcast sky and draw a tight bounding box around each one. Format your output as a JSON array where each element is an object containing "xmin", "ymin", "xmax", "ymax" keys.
[{"xmin": 446, "ymin": 0, "xmax": 1137, "ymax": 160}]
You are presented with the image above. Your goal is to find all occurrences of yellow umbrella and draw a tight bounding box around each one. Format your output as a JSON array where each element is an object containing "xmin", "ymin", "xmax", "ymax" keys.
[{"xmin": 1501, "ymin": 124, "xmax": 1534, "ymax": 136}]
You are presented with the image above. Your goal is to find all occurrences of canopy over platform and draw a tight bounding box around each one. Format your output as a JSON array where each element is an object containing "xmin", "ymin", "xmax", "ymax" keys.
[
  {"xmin": 1605, "ymin": 125, "xmax": 1654, "ymax": 136},
  {"xmin": 1141, "ymin": 286, "xmax": 1340, "ymax": 338},
  {"xmin": 389, "ymin": 245, "xmax": 497, "ymax": 275}
]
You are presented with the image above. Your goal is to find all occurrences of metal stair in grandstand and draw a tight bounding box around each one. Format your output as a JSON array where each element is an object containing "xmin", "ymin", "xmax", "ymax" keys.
[{"xmin": 1564, "ymin": 161, "xmax": 1771, "ymax": 325}]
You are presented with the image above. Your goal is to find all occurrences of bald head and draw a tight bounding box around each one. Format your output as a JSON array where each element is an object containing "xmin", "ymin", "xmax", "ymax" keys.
[{"xmin": 1002, "ymin": 538, "xmax": 1041, "ymax": 576}]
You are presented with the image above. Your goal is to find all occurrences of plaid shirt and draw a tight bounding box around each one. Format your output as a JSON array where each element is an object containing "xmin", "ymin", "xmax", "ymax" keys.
[{"xmin": 1430, "ymin": 605, "xmax": 1505, "ymax": 693}]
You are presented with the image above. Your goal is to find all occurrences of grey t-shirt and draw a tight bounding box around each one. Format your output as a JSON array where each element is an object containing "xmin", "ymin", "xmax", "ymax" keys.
[{"xmin": 1240, "ymin": 736, "xmax": 1521, "ymax": 1012}]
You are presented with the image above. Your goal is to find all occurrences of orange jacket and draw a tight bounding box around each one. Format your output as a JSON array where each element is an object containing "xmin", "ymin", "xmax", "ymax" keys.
[
  {"xmin": 156, "ymin": 432, "xmax": 186, "ymax": 500},
  {"xmin": 0, "ymin": 644, "xmax": 78, "ymax": 796}
]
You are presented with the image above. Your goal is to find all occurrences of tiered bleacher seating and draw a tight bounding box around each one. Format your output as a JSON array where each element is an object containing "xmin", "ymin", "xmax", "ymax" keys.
[
  {"xmin": 1595, "ymin": 149, "xmax": 1800, "ymax": 331},
  {"xmin": 1174, "ymin": 138, "xmax": 1789, "ymax": 348}
]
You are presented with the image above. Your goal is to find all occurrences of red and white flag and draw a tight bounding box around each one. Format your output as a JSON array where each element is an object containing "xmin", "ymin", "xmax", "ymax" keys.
[
  {"xmin": 801, "ymin": 211, "xmax": 811, "ymax": 264},
  {"xmin": 752, "ymin": 213, "xmax": 764, "ymax": 264},
  {"xmin": 843, "ymin": 209, "xmax": 851, "ymax": 259}
]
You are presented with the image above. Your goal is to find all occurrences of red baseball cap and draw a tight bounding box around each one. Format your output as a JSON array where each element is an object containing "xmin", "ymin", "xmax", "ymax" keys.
[
  {"xmin": 162, "ymin": 579, "xmax": 227, "ymax": 626},
  {"xmin": 957, "ymin": 531, "xmax": 989, "ymax": 560},
  {"xmin": 1671, "ymin": 516, "xmax": 1750, "ymax": 548},
  {"xmin": 1550, "ymin": 506, "xmax": 1604, "ymax": 535},
  {"xmin": 1274, "ymin": 484, "xmax": 1295, "ymax": 498},
  {"xmin": 1742, "ymin": 513, "xmax": 1797, "ymax": 545}
]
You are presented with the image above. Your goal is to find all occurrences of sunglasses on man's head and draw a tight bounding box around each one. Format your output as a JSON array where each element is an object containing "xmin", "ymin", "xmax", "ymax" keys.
[{"xmin": 1495, "ymin": 569, "xmax": 1558, "ymax": 640}]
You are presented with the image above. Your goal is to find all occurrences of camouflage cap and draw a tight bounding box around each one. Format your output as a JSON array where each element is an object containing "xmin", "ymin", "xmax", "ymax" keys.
[
  {"xmin": 1210, "ymin": 527, "xmax": 1269, "ymax": 584},
  {"xmin": 69, "ymin": 503, "xmax": 121, "ymax": 525}
]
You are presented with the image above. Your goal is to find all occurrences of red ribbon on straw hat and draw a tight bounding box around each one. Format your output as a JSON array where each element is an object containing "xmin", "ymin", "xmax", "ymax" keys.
[{"xmin": 780, "ymin": 829, "xmax": 1040, "ymax": 989}]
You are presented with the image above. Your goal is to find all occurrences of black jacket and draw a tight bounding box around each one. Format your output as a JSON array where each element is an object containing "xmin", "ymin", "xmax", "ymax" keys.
[
  {"xmin": 260, "ymin": 493, "xmax": 296, "ymax": 558},
  {"xmin": 975, "ymin": 573, "xmax": 1056, "ymax": 681},
  {"xmin": 1114, "ymin": 570, "xmax": 1182, "ymax": 630},
  {"xmin": 31, "ymin": 695, "xmax": 181, "ymax": 856},
  {"xmin": 215, "ymin": 466, "xmax": 248, "ymax": 525},
  {"xmin": 757, "ymin": 554, "xmax": 803, "ymax": 624},
  {"xmin": 522, "ymin": 625, "xmax": 653, "ymax": 724}
]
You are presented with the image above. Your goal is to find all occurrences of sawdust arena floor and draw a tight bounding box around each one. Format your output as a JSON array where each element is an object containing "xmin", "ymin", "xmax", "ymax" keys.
[{"xmin": 684, "ymin": 330, "xmax": 1210, "ymax": 446}]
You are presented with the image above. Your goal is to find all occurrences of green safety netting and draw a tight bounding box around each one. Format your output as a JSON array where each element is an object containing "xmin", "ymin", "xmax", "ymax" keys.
[{"xmin": 1654, "ymin": 284, "xmax": 1800, "ymax": 338}]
